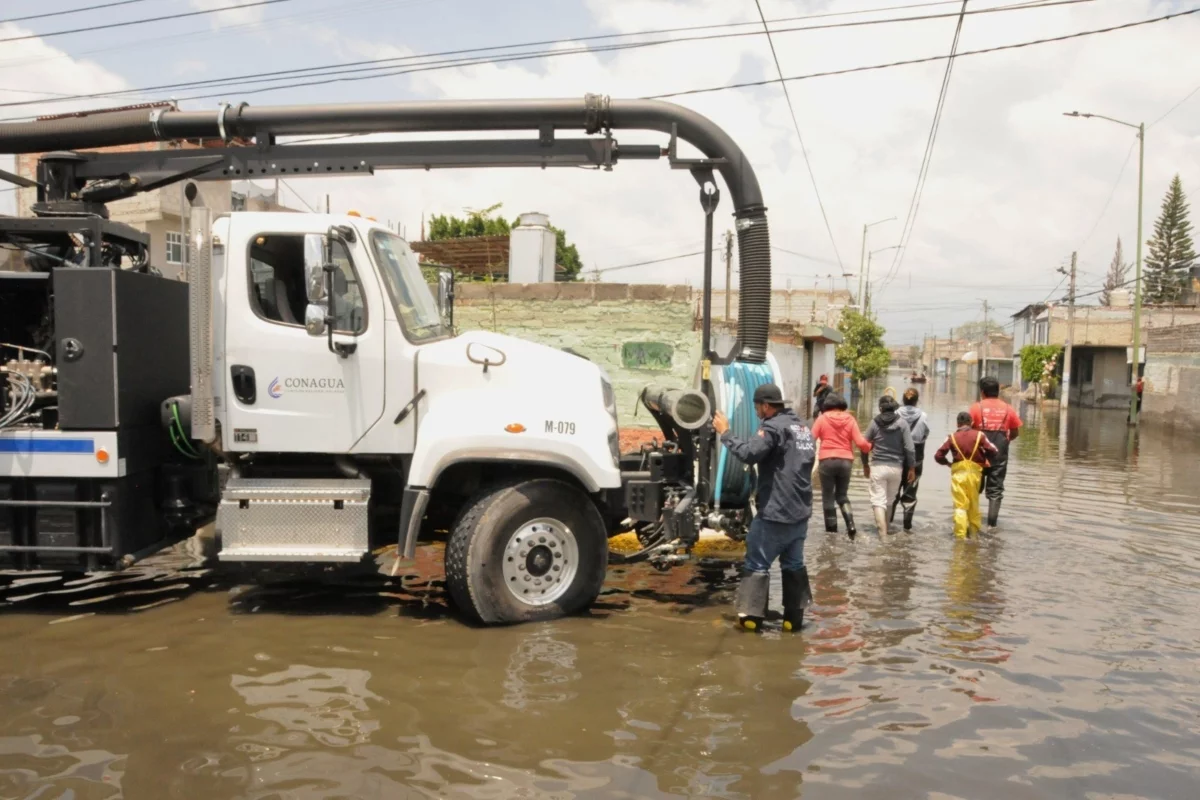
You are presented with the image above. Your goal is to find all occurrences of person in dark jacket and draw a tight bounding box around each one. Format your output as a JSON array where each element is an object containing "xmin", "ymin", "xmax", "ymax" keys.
[
  {"xmin": 862, "ymin": 395, "xmax": 916, "ymax": 537},
  {"xmin": 812, "ymin": 375, "xmax": 832, "ymax": 418},
  {"xmin": 891, "ymin": 388, "xmax": 931, "ymax": 531},
  {"xmin": 713, "ymin": 383, "xmax": 816, "ymax": 632}
]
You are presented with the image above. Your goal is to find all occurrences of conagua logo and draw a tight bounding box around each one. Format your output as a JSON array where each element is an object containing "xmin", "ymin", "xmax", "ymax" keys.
[{"xmin": 267, "ymin": 376, "xmax": 346, "ymax": 398}]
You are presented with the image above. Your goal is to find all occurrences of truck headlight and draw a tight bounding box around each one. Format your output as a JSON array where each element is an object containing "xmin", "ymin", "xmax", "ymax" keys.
[{"xmin": 608, "ymin": 429, "xmax": 620, "ymax": 466}]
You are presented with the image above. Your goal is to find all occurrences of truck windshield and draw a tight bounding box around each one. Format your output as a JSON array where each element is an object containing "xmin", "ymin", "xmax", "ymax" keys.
[{"xmin": 370, "ymin": 231, "xmax": 450, "ymax": 342}]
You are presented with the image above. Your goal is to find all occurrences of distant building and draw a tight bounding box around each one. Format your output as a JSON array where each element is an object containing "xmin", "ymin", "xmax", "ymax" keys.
[
  {"xmin": 1010, "ymin": 303, "xmax": 1047, "ymax": 390},
  {"xmin": 1024, "ymin": 300, "xmax": 1200, "ymax": 408}
]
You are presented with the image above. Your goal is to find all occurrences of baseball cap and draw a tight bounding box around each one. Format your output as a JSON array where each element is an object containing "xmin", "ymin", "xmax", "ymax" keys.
[{"xmin": 753, "ymin": 383, "xmax": 785, "ymax": 405}]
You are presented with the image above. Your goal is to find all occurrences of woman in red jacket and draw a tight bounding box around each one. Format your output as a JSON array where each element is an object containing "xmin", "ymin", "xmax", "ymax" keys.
[{"xmin": 810, "ymin": 392, "xmax": 872, "ymax": 538}]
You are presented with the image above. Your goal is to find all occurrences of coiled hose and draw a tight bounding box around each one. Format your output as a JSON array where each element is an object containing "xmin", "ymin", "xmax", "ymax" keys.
[{"xmin": 713, "ymin": 360, "xmax": 777, "ymax": 506}]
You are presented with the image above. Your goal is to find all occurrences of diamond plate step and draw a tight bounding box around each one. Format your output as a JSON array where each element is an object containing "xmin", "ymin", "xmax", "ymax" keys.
[{"xmin": 215, "ymin": 477, "xmax": 371, "ymax": 563}]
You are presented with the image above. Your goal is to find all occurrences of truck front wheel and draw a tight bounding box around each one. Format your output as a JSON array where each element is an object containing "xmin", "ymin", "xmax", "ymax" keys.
[{"xmin": 445, "ymin": 478, "xmax": 607, "ymax": 624}]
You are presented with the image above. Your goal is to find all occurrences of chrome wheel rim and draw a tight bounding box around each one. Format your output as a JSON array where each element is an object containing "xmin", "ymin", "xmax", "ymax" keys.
[{"xmin": 501, "ymin": 517, "xmax": 579, "ymax": 606}]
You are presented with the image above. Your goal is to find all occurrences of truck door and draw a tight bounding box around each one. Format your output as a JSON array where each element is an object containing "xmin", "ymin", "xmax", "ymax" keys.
[{"xmin": 222, "ymin": 219, "xmax": 386, "ymax": 453}]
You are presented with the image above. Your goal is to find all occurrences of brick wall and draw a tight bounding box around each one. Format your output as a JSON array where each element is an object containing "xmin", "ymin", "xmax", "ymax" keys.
[
  {"xmin": 1146, "ymin": 322, "xmax": 1200, "ymax": 353},
  {"xmin": 1143, "ymin": 323, "xmax": 1200, "ymax": 432},
  {"xmin": 454, "ymin": 283, "xmax": 699, "ymax": 428}
]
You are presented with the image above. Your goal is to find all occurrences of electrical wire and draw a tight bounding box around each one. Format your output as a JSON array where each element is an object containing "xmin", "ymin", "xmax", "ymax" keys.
[
  {"xmin": 0, "ymin": 0, "xmax": 293, "ymax": 44},
  {"xmin": 0, "ymin": 0, "xmax": 1098, "ymax": 111},
  {"xmin": 1151, "ymin": 79, "xmax": 1200, "ymax": 128},
  {"xmin": 648, "ymin": 7, "xmax": 1200, "ymax": 99},
  {"xmin": 587, "ymin": 250, "xmax": 705, "ymax": 276},
  {"xmin": 877, "ymin": 0, "xmax": 968, "ymax": 301},
  {"xmin": 0, "ymin": 0, "xmax": 159, "ymax": 25},
  {"xmin": 753, "ymin": 0, "xmax": 844, "ymax": 272},
  {"xmin": 1075, "ymin": 140, "xmax": 1135, "ymax": 252}
]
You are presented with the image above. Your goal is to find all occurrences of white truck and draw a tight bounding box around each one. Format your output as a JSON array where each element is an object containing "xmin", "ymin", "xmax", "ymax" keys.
[{"xmin": 0, "ymin": 96, "xmax": 779, "ymax": 624}]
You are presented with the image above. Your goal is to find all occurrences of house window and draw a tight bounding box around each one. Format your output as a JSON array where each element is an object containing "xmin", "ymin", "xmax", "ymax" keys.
[
  {"xmin": 622, "ymin": 342, "xmax": 674, "ymax": 370},
  {"xmin": 166, "ymin": 231, "xmax": 188, "ymax": 265}
]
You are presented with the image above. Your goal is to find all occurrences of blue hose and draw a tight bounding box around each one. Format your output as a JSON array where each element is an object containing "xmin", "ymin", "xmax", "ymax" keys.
[{"xmin": 713, "ymin": 361, "xmax": 776, "ymax": 506}]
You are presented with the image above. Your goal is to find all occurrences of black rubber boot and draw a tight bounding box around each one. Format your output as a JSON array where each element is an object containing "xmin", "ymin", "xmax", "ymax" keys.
[
  {"xmin": 781, "ymin": 567, "xmax": 813, "ymax": 632},
  {"xmin": 987, "ymin": 498, "xmax": 1002, "ymax": 528},
  {"xmin": 823, "ymin": 508, "xmax": 839, "ymax": 533},
  {"xmin": 902, "ymin": 503, "xmax": 915, "ymax": 532},
  {"xmin": 735, "ymin": 571, "xmax": 770, "ymax": 631},
  {"xmin": 839, "ymin": 503, "xmax": 857, "ymax": 540}
]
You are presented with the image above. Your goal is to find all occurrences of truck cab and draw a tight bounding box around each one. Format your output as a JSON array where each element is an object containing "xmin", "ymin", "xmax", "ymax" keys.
[{"xmin": 204, "ymin": 211, "xmax": 624, "ymax": 622}]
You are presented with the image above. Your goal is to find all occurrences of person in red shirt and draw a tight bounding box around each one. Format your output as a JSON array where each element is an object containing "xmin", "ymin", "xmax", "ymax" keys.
[
  {"xmin": 935, "ymin": 412, "xmax": 1000, "ymax": 537},
  {"xmin": 969, "ymin": 376, "xmax": 1022, "ymax": 528},
  {"xmin": 810, "ymin": 392, "xmax": 871, "ymax": 539}
]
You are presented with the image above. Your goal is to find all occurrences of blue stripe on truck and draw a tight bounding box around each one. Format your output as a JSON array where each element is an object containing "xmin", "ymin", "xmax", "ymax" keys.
[{"xmin": 0, "ymin": 438, "xmax": 95, "ymax": 454}]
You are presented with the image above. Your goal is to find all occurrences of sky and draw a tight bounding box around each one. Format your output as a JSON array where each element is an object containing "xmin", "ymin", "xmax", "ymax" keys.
[{"xmin": 1, "ymin": 0, "xmax": 1198, "ymax": 344}]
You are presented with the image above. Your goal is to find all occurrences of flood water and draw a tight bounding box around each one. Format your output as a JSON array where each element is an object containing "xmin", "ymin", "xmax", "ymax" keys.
[{"xmin": 3, "ymin": 379, "xmax": 1199, "ymax": 799}]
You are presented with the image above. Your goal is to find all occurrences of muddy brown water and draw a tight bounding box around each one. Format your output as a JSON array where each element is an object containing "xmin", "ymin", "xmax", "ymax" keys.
[{"xmin": 3, "ymin": 381, "xmax": 1199, "ymax": 799}]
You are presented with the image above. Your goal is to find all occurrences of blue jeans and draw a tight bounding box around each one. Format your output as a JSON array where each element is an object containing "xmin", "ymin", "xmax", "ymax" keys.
[{"xmin": 744, "ymin": 517, "xmax": 808, "ymax": 574}]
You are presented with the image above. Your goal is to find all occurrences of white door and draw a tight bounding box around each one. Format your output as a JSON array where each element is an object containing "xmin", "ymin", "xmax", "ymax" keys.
[{"xmin": 222, "ymin": 218, "xmax": 386, "ymax": 453}]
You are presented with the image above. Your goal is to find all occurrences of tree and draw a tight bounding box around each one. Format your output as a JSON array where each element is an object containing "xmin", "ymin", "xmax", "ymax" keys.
[
  {"xmin": 1100, "ymin": 236, "xmax": 1129, "ymax": 306},
  {"xmin": 426, "ymin": 203, "xmax": 584, "ymax": 281},
  {"xmin": 1019, "ymin": 344, "xmax": 1061, "ymax": 385},
  {"xmin": 1144, "ymin": 175, "xmax": 1196, "ymax": 304},
  {"xmin": 836, "ymin": 310, "xmax": 890, "ymax": 385}
]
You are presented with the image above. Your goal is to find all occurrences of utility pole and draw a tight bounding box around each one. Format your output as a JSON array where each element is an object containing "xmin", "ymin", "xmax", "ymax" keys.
[
  {"xmin": 1062, "ymin": 111, "xmax": 1145, "ymax": 426},
  {"xmin": 1059, "ymin": 252, "xmax": 1077, "ymax": 410},
  {"xmin": 980, "ymin": 300, "xmax": 989, "ymax": 382},
  {"xmin": 1131, "ymin": 122, "xmax": 1145, "ymax": 426},
  {"xmin": 857, "ymin": 217, "xmax": 896, "ymax": 308},
  {"xmin": 723, "ymin": 230, "xmax": 733, "ymax": 322}
]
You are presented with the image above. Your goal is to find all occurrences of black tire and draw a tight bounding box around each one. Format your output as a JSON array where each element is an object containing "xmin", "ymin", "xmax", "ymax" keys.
[{"xmin": 444, "ymin": 478, "xmax": 608, "ymax": 625}]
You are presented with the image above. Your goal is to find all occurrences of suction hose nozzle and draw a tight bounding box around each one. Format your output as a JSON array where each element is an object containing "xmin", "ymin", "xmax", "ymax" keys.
[{"xmin": 641, "ymin": 385, "xmax": 713, "ymax": 431}]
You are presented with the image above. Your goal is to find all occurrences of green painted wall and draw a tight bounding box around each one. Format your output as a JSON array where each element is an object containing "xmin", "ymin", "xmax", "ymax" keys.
[{"xmin": 453, "ymin": 284, "xmax": 700, "ymax": 428}]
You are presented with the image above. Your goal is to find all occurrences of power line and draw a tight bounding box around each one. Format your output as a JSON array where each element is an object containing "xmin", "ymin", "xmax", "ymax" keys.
[
  {"xmin": 1151, "ymin": 79, "xmax": 1200, "ymax": 128},
  {"xmin": 0, "ymin": 0, "xmax": 293, "ymax": 44},
  {"xmin": 0, "ymin": 0, "xmax": 158, "ymax": 25},
  {"xmin": 753, "ymin": 0, "xmax": 844, "ymax": 272},
  {"xmin": 587, "ymin": 250, "xmax": 705, "ymax": 275},
  {"xmin": 0, "ymin": 0, "xmax": 1096, "ymax": 112},
  {"xmin": 878, "ymin": 0, "xmax": 969, "ymax": 299},
  {"xmin": 1076, "ymin": 140, "xmax": 1135, "ymax": 252},
  {"xmin": 771, "ymin": 245, "xmax": 843, "ymax": 267},
  {"xmin": 0, "ymin": 0, "xmax": 422, "ymax": 72},
  {"xmin": 648, "ymin": 7, "xmax": 1200, "ymax": 100}
]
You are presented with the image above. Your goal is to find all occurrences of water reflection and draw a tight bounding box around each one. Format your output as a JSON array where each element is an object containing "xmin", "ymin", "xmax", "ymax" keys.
[{"xmin": 3, "ymin": 377, "xmax": 1200, "ymax": 798}]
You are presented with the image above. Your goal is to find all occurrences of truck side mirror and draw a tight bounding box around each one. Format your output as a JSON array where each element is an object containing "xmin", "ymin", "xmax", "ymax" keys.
[
  {"xmin": 436, "ymin": 268, "xmax": 455, "ymax": 328},
  {"xmin": 303, "ymin": 233, "xmax": 329, "ymax": 338},
  {"xmin": 303, "ymin": 233, "xmax": 327, "ymax": 303}
]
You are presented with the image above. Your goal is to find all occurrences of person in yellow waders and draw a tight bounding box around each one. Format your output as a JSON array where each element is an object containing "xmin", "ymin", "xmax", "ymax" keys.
[{"xmin": 934, "ymin": 412, "xmax": 1000, "ymax": 537}]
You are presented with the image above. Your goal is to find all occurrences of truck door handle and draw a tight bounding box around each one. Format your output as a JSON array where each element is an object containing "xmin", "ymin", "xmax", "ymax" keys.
[{"xmin": 231, "ymin": 365, "xmax": 256, "ymax": 405}]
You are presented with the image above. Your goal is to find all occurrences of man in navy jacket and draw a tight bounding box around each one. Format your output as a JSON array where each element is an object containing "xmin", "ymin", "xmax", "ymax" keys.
[{"xmin": 714, "ymin": 383, "xmax": 816, "ymax": 631}]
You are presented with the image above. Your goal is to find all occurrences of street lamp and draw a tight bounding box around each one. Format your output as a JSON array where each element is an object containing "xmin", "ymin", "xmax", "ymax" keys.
[
  {"xmin": 1064, "ymin": 110, "xmax": 1145, "ymax": 426},
  {"xmin": 859, "ymin": 217, "xmax": 896, "ymax": 307},
  {"xmin": 864, "ymin": 244, "xmax": 901, "ymax": 315}
]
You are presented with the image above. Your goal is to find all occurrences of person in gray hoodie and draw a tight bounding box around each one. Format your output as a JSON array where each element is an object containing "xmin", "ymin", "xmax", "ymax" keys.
[
  {"xmin": 861, "ymin": 395, "xmax": 916, "ymax": 537},
  {"xmin": 891, "ymin": 388, "xmax": 931, "ymax": 531}
]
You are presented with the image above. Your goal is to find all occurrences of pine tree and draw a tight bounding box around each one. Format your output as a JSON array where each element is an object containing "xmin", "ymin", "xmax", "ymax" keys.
[
  {"xmin": 1144, "ymin": 175, "xmax": 1196, "ymax": 304},
  {"xmin": 1100, "ymin": 236, "xmax": 1128, "ymax": 305}
]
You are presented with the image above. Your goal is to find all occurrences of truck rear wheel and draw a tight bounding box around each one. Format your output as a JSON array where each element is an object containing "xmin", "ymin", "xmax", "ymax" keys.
[{"xmin": 445, "ymin": 478, "xmax": 607, "ymax": 624}]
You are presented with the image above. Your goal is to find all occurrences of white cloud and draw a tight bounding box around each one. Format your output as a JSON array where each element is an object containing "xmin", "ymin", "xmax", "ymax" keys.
[
  {"xmin": 303, "ymin": 0, "xmax": 1199, "ymax": 340},
  {"xmin": 5, "ymin": 1, "xmax": 1200, "ymax": 343},
  {"xmin": 190, "ymin": 0, "xmax": 270, "ymax": 28}
]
